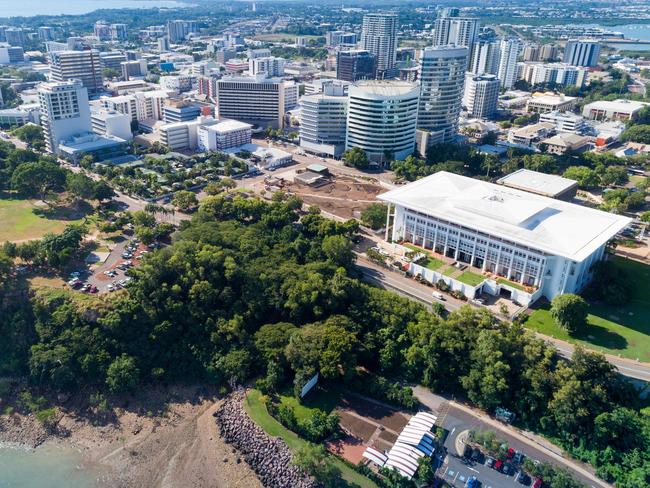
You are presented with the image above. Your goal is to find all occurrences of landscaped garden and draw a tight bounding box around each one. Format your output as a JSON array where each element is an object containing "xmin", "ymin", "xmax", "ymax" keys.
[
  {"xmin": 525, "ymin": 256, "xmax": 650, "ymax": 362},
  {"xmin": 497, "ymin": 277, "xmax": 527, "ymax": 292}
]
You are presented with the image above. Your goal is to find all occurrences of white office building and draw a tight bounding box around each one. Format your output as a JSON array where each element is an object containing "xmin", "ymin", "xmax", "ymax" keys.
[
  {"xmin": 216, "ymin": 75, "xmax": 295, "ymax": 128},
  {"xmin": 379, "ymin": 171, "xmax": 630, "ymax": 305},
  {"xmin": 346, "ymin": 80, "xmax": 420, "ymax": 163},
  {"xmin": 160, "ymin": 116, "xmax": 214, "ymax": 151},
  {"xmin": 326, "ymin": 31, "xmax": 357, "ymax": 47},
  {"xmin": 167, "ymin": 20, "xmax": 198, "ymax": 42},
  {"xmin": 361, "ymin": 13, "xmax": 398, "ymax": 78},
  {"xmin": 300, "ymin": 83, "xmax": 348, "ymax": 158},
  {"xmin": 49, "ymin": 50, "xmax": 103, "ymax": 95},
  {"xmin": 463, "ymin": 73, "xmax": 499, "ymax": 119},
  {"xmin": 497, "ymin": 39, "xmax": 521, "ymax": 89},
  {"xmin": 417, "ymin": 46, "xmax": 468, "ymax": 144},
  {"xmin": 539, "ymin": 111, "xmax": 586, "ymax": 134},
  {"xmin": 121, "ymin": 59, "xmax": 148, "ymax": 80},
  {"xmin": 563, "ymin": 40, "xmax": 601, "ymax": 67},
  {"xmin": 100, "ymin": 90, "xmax": 170, "ymax": 122},
  {"xmin": 91, "ymin": 108, "xmax": 132, "ymax": 140},
  {"xmin": 38, "ymin": 80, "xmax": 92, "ymax": 154},
  {"xmin": 197, "ymin": 119, "xmax": 252, "ymax": 151},
  {"xmin": 582, "ymin": 99, "xmax": 649, "ymax": 121},
  {"xmin": 0, "ymin": 43, "xmax": 24, "ymax": 64},
  {"xmin": 517, "ymin": 62, "xmax": 588, "ymax": 88},
  {"xmin": 249, "ymin": 56, "xmax": 286, "ymax": 77}
]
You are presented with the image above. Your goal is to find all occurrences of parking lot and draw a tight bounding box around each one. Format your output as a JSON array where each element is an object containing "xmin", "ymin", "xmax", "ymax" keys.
[{"xmin": 442, "ymin": 449, "xmax": 535, "ymax": 488}]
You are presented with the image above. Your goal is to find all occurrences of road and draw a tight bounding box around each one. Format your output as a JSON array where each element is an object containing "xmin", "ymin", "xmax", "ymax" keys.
[
  {"xmin": 354, "ymin": 254, "xmax": 650, "ymax": 383},
  {"xmin": 415, "ymin": 388, "xmax": 612, "ymax": 488}
]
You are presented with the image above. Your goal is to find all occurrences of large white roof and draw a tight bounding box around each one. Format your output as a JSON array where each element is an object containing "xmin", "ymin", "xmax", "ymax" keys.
[
  {"xmin": 497, "ymin": 169, "xmax": 578, "ymax": 197},
  {"xmin": 378, "ymin": 172, "xmax": 630, "ymax": 262}
]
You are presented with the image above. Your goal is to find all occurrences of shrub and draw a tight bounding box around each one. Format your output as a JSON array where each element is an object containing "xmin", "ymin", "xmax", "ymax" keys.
[{"xmin": 550, "ymin": 294, "xmax": 588, "ymax": 334}]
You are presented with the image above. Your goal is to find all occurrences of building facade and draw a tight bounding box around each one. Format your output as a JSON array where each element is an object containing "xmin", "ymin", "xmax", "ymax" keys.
[
  {"xmin": 417, "ymin": 46, "xmax": 468, "ymax": 143},
  {"xmin": 361, "ymin": 13, "xmax": 398, "ymax": 78},
  {"xmin": 563, "ymin": 40, "xmax": 600, "ymax": 67},
  {"xmin": 379, "ymin": 171, "xmax": 630, "ymax": 305},
  {"xmin": 346, "ymin": 80, "xmax": 420, "ymax": 162},
  {"xmin": 38, "ymin": 80, "xmax": 92, "ymax": 154},
  {"xmin": 497, "ymin": 39, "xmax": 521, "ymax": 89},
  {"xmin": 336, "ymin": 50, "xmax": 376, "ymax": 82},
  {"xmin": 300, "ymin": 83, "xmax": 348, "ymax": 158},
  {"xmin": 49, "ymin": 49, "xmax": 103, "ymax": 95},
  {"xmin": 463, "ymin": 73, "xmax": 499, "ymax": 119}
]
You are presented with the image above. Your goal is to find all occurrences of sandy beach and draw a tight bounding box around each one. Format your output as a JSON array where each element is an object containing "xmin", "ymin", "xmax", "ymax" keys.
[{"xmin": 0, "ymin": 385, "xmax": 263, "ymax": 488}]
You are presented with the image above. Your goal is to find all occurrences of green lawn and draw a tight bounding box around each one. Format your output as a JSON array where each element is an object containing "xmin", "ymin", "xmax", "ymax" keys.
[
  {"xmin": 497, "ymin": 277, "xmax": 527, "ymax": 292},
  {"xmin": 457, "ymin": 271, "xmax": 485, "ymax": 287},
  {"xmin": 244, "ymin": 390, "xmax": 378, "ymax": 488},
  {"xmin": 419, "ymin": 256, "xmax": 445, "ymax": 272},
  {"xmin": 525, "ymin": 257, "xmax": 650, "ymax": 362},
  {"xmin": 0, "ymin": 198, "xmax": 89, "ymax": 242}
]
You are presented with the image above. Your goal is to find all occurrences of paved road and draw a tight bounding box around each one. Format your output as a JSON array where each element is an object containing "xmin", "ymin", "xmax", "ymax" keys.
[
  {"xmin": 415, "ymin": 388, "xmax": 612, "ymax": 488},
  {"xmin": 354, "ymin": 254, "xmax": 650, "ymax": 383}
]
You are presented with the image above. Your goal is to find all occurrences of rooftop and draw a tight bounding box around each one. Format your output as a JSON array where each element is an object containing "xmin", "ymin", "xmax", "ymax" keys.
[
  {"xmin": 497, "ymin": 169, "xmax": 578, "ymax": 198},
  {"xmin": 527, "ymin": 94, "xmax": 576, "ymax": 106},
  {"xmin": 583, "ymin": 99, "xmax": 649, "ymax": 111},
  {"xmin": 352, "ymin": 80, "xmax": 419, "ymax": 97},
  {"xmin": 378, "ymin": 171, "xmax": 630, "ymax": 261}
]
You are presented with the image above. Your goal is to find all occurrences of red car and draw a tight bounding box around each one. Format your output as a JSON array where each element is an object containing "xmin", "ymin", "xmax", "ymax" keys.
[
  {"xmin": 494, "ymin": 460, "xmax": 503, "ymax": 471},
  {"xmin": 532, "ymin": 478, "xmax": 543, "ymax": 488},
  {"xmin": 506, "ymin": 448, "xmax": 515, "ymax": 460}
]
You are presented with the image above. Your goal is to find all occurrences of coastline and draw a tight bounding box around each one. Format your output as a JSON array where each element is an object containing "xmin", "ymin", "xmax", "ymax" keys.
[{"xmin": 0, "ymin": 385, "xmax": 263, "ymax": 488}]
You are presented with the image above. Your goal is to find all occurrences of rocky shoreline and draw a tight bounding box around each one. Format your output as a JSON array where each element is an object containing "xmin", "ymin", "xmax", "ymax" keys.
[{"xmin": 215, "ymin": 391, "xmax": 318, "ymax": 488}]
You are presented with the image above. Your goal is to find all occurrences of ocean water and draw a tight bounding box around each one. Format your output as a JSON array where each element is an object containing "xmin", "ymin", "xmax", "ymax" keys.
[
  {"xmin": 592, "ymin": 23, "xmax": 650, "ymax": 51},
  {"xmin": 0, "ymin": 0, "xmax": 188, "ymax": 18},
  {"xmin": 0, "ymin": 443, "xmax": 107, "ymax": 488}
]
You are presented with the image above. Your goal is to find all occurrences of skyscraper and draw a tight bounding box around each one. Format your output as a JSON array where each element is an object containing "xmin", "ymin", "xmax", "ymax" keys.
[
  {"xmin": 563, "ymin": 40, "xmax": 600, "ymax": 67},
  {"xmin": 497, "ymin": 39, "xmax": 521, "ymax": 89},
  {"xmin": 38, "ymin": 80, "xmax": 92, "ymax": 154},
  {"xmin": 111, "ymin": 24, "xmax": 128, "ymax": 41},
  {"xmin": 346, "ymin": 80, "xmax": 420, "ymax": 162},
  {"xmin": 300, "ymin": 82, "xmax": 348, "ymax": 158},
  {"xmin": 433, "ymin": 15, "xmax": 479, "ymax": 50},
  {"xmin": 469, "ymin": 39, "xmax": 500, "ymax": 75},
  {"xmin": 361, "ymin": 13, "xmax": 398, "ymax": 78},
  {"xmin": 336, "ymin": 50, "xmax": 376, "ymax": 82},
  {"xmin": 167, "ymin": 20, "xmax": 199, "ymax": 42},
  {"xmin": 417, "ymin": 46, "xmax": 468, "ymax": 143},
  {"xmin": 49, "ymin": 49, "xmax": 103, "ymax": 95},
  {"xmin": 463, "ymin": 74, "xmax": 500, "ymax": 119}
]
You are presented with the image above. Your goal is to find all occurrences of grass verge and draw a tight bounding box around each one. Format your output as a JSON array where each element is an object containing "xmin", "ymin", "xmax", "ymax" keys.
[{"xmin": 244, "ymin": 389, "xmax": 378, "ymax": 488}]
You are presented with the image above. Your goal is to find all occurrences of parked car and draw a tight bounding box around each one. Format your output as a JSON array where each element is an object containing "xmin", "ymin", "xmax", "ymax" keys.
[
  {"xmin": 516, "ymin": 472, "xmax": 531, "ymax": 486},
  {"xmin": 470, "ymin": 298, "xmax": 484, "ymax": 306},
  {"xmin": 432, "ymin": 291, "xmax": 446, "ymax": 301},
  {"xmin": 485, "ymin": 456, "xmax": 495, "ymax": 468},
  {"xmin": 466, "ymin": 476, "xmax": 480, "ymax": 488},
  {"xmin": 506, "ymin": 448, "xmax": 515, "ymax": 460},
  {"xmin": 493, "ymin": 460, "xmax": 503, "ymax": 471},
  {"xmin": 513, "ymin": 451, "xmax": 525, "ymax": 464},
  {"xmin": 471, "ymin": 448, "xmax": 483, "ymax": 463},
  {"xmin": 502, "ymin": 464, "xmax": 515, "ymax": 476},
  {"xmin": 463, "ymin": 445, "xmax": 473, "ymax": 459},
  {"xmin": 532, "ymin": 478, "xmax": 542, "ymax": 488}
]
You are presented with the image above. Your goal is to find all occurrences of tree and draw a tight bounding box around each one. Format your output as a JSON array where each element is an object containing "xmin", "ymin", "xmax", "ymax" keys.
[
  {"xmin": 106, "ymin": 354, "xmax": 139, "ymax": 393},
  {"xmin": 550, "ymin": 294, "xmax": 588, "ymax": 334},
  {"xmin": 600, "ymin": 166, "xmax": 629, "ymax": 187},
  {"xmin": 13, "ymin": 124, "xmax": 44, "ymax": 148},
  {"xmin": 66, "ymin": 172, "xmax": 96, "ymax": 201},
  {"xmin": 360, "ymin": 203, "xmax": 388, "ymax": 230},
  {"xmin": 622, "ymin": 124, "xmax": 650, "ymax": 144},
  {"xmin": 173, "ymin": 190, "xmax": 198, "ymax": 211},
  {"xmin": 641, "ymin": 211, "xmax": 650, "ymax": 223},
  {"xmin": 102, "ymin": 68, "xmax": 119, "ymax": 80},
  {"xmin": 321, "ymin": 235, "xmax": 353, "ymax": 267},
  {"xmin": 292, "ymin": 444, "xmax": 341, "ymax": 487},
  {"xmin": 93, "ymin": 180, "xmax": 115, "ymax": 203},
  {"xmin": 563, "ymin": 166, "xmax": 600, "ymax": 189},
  {"xmin": 11, "ymin": 161, "xmax": 66, "ymax": 201},
  {"xmin": 343, "ymin": 146, "xmax": 369, "ymax": 169},
  {"xmin": 254, "ymin": 322, "xmax": 298, "ymax": 363}
]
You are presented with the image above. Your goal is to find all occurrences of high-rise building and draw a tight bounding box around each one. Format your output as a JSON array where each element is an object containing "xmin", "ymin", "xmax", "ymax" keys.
[
  {"xmin": 463, "ymin": 73, "xmax": 500, "ymax": 119},
  {"xmin": 100, "ymin": 51, "xmax": 127, "ymax": 72},
  {"xmin": 249, "ymin": 56, "xmax": 286, "ymax": 77},
  {"xmin": 417, "ymin": 46, "xmax": 468, "ymax": 143},
  {"xmin": 38, "ymin": 80, "xmax": 92, "ymax": 154},
  {"xmin": 0, "ymin": 43, "xmax": 24, "ymax": 64},
  {"xmin": 326, "ymin": 31, "xmax": 357, "ymax": 47},
  {"xmin": 163, "ymin": 99, "xmax": 201, "ymax": 123},
  {"xmin": 469, "ymin": 39, "xmax": 500, "ymax": 75},
  {"xmin": 346, "ymin": 80, "xmax": 420, "ymax": 162},
  {"xmin": 111, "ymin": 24, "xmax": 128, "ymax": 41},
  {"xmin": 94, "ymin": 22, "xmax": 111, "ymax": 41},
  {"xmin": 38, "ymin": 27, "xmax": 55, "ymax": 42},
  {"xmin": 522, "ymin": 44, "xmax": 540, "ymax": 62},
  {"xmin": 563, "ymin": 40, "xmax": 600, "ymax": 67},
  {"xmin": 158, "ymin": 37, "xmax": 170, "ymax": 53},
  {"xmin": 433, "ymin": 15, "xmax": 479, "ymax": 50},
  {"xmin": 517, "ymin": 62, "xmax": 588, "ymax": 88},
  {"xmin": 5, "ymin": 28, "xmax": 25, "ymax": 47},
  {"xmin": 166, "ymin": 20, "xmax": 198, "ymax": 42},
  {"xmin": 336, "ymin": 50, "xmax": 376, "ymax": 82},
  {"xmin": 540, "ymin": 44, "xmax": 559, "ymax": 61},
  {"xmin": 300, "ymin": 82, "xmax": 348, "ymax": 158},
  {"xmin": 497, "ymin": 39, "xmax": 521, "ymax": 89},
  {"xmin": 91, "ymin": 109, "xmax": 132, "ymax": 140},
  {"xmin": 49, "ymin": 49, "xmax": 104, "ymax": 95},
  {"xmin": 216, "ymin": 75, "xmax": 294, "ymax": 128},
  {"xmin": 361, "ymin": 13, "xmax": 398, "ymax": 78}
]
